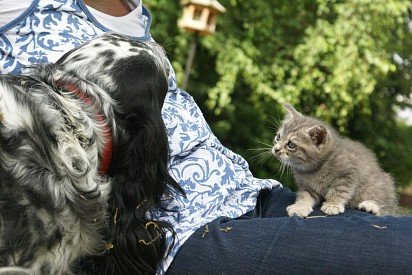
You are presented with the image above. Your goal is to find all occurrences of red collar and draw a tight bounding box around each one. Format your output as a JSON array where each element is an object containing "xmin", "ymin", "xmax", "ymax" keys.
[{"xmin": 56, "ymin": 82, "xmax": 113, "ymax": 176}]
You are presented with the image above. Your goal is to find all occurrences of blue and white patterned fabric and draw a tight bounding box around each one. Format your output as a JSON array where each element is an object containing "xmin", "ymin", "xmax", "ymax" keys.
[
  {"xmin": 0, "ymin": 0, "xmax": 151, "ymax": 75},
  {"xmin": 0, "ymin": 1, "xmax": 281, "ymax": 273}
]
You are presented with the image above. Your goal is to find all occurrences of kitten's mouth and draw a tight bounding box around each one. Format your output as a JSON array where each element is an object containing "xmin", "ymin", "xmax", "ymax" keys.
[
  {"xmin": 272, "ymin": 147, "xmax": 283, "ymax": 158},
  {"xmin": 275, "ymin": 154, "xmax": 302, "ymax": 169},
  {"xmin": 272, "ymin": 147, "xmax": 292, "ymax": 165},
  {"xmin": 276, "ymin": 154, "xmax": 290, "ymax": 165}
]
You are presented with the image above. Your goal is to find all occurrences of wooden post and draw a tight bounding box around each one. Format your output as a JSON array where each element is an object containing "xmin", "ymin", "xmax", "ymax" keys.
[{"xmin": 182, "ymin": 33, "xmax": 199, "ymax": 91}]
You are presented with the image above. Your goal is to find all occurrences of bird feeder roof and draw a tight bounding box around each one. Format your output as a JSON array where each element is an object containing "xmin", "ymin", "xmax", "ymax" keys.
[{"xmin": 181, "ymin": 0, "xmax": 226, "ymax": 13}]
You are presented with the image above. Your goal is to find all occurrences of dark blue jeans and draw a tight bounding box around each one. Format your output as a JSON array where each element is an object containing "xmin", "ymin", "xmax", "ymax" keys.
[{"xmin": 167, "ymin": 186, "xmax": 412, "ymax": 274}]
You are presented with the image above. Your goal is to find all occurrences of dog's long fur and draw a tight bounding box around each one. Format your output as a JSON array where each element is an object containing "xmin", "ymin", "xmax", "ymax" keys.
[{"xmin": 0, "ymin": 33, "xmax": 183, "ymax": 274}]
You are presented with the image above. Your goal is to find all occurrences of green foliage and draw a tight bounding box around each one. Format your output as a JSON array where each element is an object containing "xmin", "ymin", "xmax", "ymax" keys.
[{"xmin": 148, "ymin": 0, "xmax": 412, "ymax": 188}]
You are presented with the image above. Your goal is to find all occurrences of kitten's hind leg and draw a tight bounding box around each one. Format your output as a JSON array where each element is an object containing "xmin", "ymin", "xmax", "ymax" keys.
[{"xmin": 357, "ymin": 200, "xmax": 381, "ymax": 216}]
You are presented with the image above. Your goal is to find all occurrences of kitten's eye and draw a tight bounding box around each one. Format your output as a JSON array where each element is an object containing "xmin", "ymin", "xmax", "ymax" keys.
[
  {"xmin": 287, "ymin": 141, "xmax": 297, "ymax": 150},
  {"xmin": 275, "ymin": 133, "xmax": 280, "ymax": 142}
]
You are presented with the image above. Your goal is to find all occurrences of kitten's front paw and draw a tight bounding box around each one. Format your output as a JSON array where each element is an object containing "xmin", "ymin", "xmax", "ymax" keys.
[
  {"xmin": 357, "ymin": 200, "xmax": 381, "ymax": 216},
  {"xmin": 321, "ymin": 202, "xmax": 345, "ymax": 215},
  {"xmin": 287, "ymin": 203, "xmax": 313, "ymax": 218}
]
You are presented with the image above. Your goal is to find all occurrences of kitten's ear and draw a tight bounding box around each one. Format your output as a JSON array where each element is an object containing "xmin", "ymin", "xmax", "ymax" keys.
[
  {"xmin": 307, "ymin": 125, "xmax": 328, "ymax": 148},
  {"xmin": 283, "ymin": 104, "xmax": 301, "ymax": 118}
]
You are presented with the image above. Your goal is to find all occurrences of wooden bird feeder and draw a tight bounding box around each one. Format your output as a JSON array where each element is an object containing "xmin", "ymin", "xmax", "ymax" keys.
[{"xmin": 179, "ymin": 0, "xmax": 226, "ymax": 36}]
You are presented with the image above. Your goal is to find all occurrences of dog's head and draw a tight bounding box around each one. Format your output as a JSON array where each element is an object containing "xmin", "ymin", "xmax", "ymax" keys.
[
  {"xmin": 54, "ymin": 32, "xmax": 177, "ymax": 188},
  {"xmin": 56, "ymin": 32, "xmax": 170, "ymax": 115}
]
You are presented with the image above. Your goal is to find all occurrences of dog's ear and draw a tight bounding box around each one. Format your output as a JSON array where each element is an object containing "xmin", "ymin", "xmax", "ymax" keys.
[
  {"xmin": 109, "ymin": 51, "xmax": 183, "ymax": 196},
  {"xmin": 98, "ymin": 52, "xmax": 184, "ymax": 274}
]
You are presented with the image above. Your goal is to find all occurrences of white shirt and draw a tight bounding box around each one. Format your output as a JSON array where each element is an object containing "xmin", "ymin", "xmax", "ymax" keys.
[{"xmin": 0, "ymin": 0, "xmax": 146, "ymax": 37}]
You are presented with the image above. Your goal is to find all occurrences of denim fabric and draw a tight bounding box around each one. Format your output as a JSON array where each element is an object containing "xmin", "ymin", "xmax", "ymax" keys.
[{"xmin": 167, "ymin": 187, "xmax": 412, "ymax": 274}]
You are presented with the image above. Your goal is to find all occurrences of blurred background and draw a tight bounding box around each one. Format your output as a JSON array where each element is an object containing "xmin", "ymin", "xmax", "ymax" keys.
[{"xmin": 146, "ymin": 0, "xmax": 412, "ymax": 205}]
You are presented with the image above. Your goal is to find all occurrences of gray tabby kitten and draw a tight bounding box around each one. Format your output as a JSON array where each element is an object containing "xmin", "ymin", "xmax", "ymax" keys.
[{"xmin": 272, "ymin": 104, "xmax": 398, "ymax": 217}]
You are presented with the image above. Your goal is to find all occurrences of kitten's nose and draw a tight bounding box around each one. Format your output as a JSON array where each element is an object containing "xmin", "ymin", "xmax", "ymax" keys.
[{"xmin": 272, "ymin": 146, "xmax": 280, "ymax": 155}]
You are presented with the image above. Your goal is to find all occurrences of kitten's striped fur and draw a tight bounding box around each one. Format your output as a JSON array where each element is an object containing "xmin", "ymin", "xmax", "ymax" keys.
[{"xmin": 272, "ymin": 104, "xmax": 398, "ymax": 217}]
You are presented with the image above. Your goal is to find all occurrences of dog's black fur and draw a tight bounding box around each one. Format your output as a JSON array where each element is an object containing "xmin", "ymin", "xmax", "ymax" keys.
[{"xmin": 0, "ymin": 33, "xmax": 183, "ymax": 274}]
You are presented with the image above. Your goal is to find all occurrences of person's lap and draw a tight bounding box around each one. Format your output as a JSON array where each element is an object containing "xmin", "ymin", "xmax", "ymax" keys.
[
  {"xmin": 167, "ymin": 186, "xmax": 412, "ymax": 274},
  {"xmin": 256, "ymin": 187, "xmax": 372, "ymax": 218}
]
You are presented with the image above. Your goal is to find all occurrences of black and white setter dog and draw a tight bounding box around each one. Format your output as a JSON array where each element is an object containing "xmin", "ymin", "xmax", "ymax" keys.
[{"xmin": 0, "ymin": 33, "xmax": 183, "ymax": 274}]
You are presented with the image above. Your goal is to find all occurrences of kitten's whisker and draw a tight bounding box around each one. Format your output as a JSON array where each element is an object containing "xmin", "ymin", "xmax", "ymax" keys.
[
  {"xmin": 279, "ymin": 163, "xmax": 287, "ymax": 179},
  {"xmin": 251, "ymin": 140, "xmax": 273, "ymax": 148},
  {"xmin": 284, "ymin": 164, "xmax": 288, "ymax": 179},
  {"xmin": 248, "ymin": 147, "xmax": 272, "ymax": 151},
  {"xmin": 266, "ymin": 123, "xmax": 279, "ymax": 132},
  {"xmin": 274, "ymin": 163, "xmax": 282, "ymax": 178},
  {"xmin": 249, "ymin": 150, "xmax": 273, "ymax": 165},
  {"xmin": 258, "ymin": 154, "xmax": 272, "ymax": 165},
  {"xmin": 278, "ymin": 165, "xmax": 284, "ymax": 178},
  {"xmin": 267, "ymin": 115, "xmax": 282, "ymax": 129},
  {"xmin": 274, "ymin": 162, "xmax": 283, "ymax": 179},
  {"xmin": 160, "ymin": 38, "xmax": 174, "ymax": 50},
  {"xmin": 287, "ymin": 164, "xmax": 292, "ymax": 180},
  {"xmin": 284, "ymin": 164, "xmax": 289, "ymax": 179},
  {"xmin": 287, "ymin": 166, "xmax": 293, "ymax": 179},
  {"xmin": 258, "ymin": 152, "xmax": 273, "ymax": 165}
]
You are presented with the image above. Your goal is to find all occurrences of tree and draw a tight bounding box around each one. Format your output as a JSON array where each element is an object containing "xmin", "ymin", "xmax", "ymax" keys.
[{"xmin": 148, "ymin": 0, "xmax": 412, "ymax": 188}]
